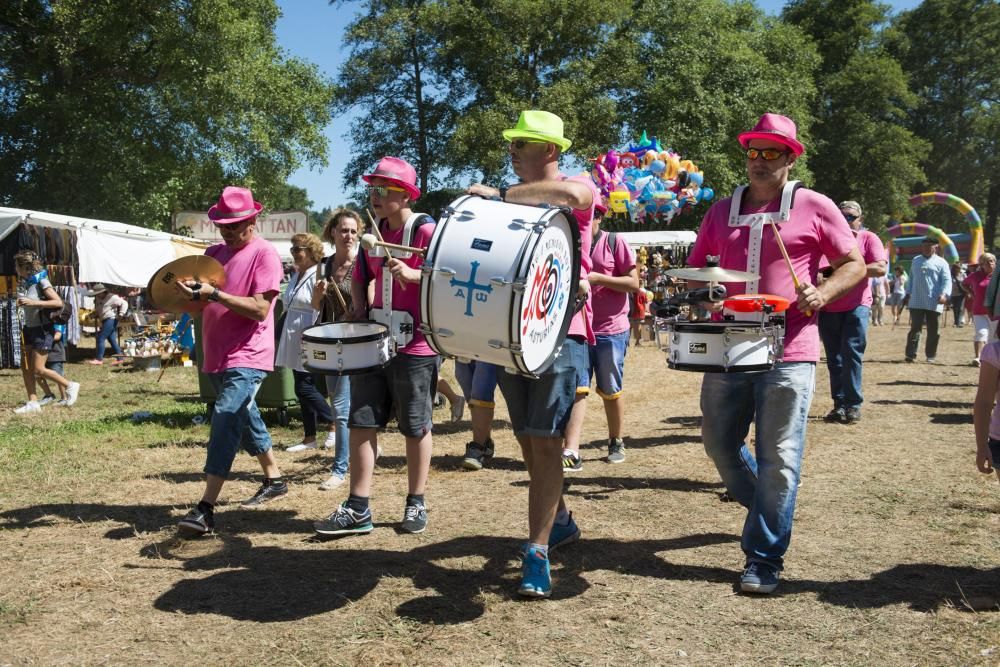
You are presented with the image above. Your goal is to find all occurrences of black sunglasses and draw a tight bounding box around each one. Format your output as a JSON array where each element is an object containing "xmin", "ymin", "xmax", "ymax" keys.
[{"xmin": 843, "ymin": 213, "xmax": 859, "ymax": 223}]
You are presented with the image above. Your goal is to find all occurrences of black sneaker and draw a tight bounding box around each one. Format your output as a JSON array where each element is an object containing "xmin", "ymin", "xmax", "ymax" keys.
[
  {"xmin": 824, "ymin": 407, "xmax": 846, "ymax": 423},
  {"xmin": 843, "ymin": 407, "xmax": 861, "ymax": 424},
  {"xmin": 607, "ymin": 438, "xmax": 626, "ymax": 464},
  {"xmin": 562, "ymin": 450, "xmax": 583, "ymax": 473},
  {"xmin": 314, "ymin": 502, "xmax": 373, "ymax": 536},
  {"xmin": 177, "ymin": 505, "xmax": 214, "ymax": 537},
  {"xmin": 462, "ymin": 439, "xmax": 494, "ymax": 471},
  {"xmin": 240, "ymin": 478, "xmax": 288, "ymax": 507},
  {"xmin": 401, "ymin": 500, "xmax": 428, "ymax": 534}
]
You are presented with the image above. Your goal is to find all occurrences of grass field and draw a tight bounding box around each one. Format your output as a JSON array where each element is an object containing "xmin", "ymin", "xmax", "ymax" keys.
[{"xmin": 0, "ymin": 322, "xmax": 998, "ymax": 665}]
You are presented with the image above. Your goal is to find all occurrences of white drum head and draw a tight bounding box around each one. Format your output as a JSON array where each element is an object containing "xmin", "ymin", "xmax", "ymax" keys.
[{"xmin": 518, "ymin": 214, "xmax": 576, "ymax": 371}]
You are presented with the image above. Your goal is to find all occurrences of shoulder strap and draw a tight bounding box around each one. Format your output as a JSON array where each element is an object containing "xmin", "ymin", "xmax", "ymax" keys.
[{"xmin": 606, "ymin": 231, "xmax": 617, "ymax": 254}]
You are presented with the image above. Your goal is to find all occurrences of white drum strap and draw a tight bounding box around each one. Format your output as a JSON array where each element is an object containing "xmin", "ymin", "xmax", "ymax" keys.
[{"xmin": 727, "ymin": 181, "xmax": 798, "ymax": 293}]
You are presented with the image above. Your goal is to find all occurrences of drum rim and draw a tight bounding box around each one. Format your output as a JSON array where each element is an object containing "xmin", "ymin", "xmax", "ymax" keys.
[
  {"xmin": 303, "ymin": 359, "xmax": 392, "ymax": 375},
  {"xmin": 669, "ymin": 322, "xmax": 776, "ymax": 334},
  {"xmin": 301, "ymin": 320, "xmax": 389, "ymax": 345},
  {"xmin": 668, "ymin": 361, "xmax": 776, "ymax": 373}
]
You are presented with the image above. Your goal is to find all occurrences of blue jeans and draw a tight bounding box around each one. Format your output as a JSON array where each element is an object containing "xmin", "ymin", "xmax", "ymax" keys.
[
  {"xmin": 292, "ymin": 370, "xmax": 335, "ymax": 438},
  {"xmin": 818, "ymin": 305, "xmax": 870, "ymax": 409},
  {"xmin": 700, "ymin": 362, "xmax": 816, "ymax": 569},
  {"xmin": 204, "ymin": 368, "xmax": 272, "ymax": 478},
  {"xmin": 325, "ymin": 374, "xmax": 351, "ymax": 477},
  {"xmin": 454, "ymin": 360, "xmax": 498, "ymax": 408},
  {"xmin": 95, "ymin": 318, "xmax": 121, "ymax": 360}
]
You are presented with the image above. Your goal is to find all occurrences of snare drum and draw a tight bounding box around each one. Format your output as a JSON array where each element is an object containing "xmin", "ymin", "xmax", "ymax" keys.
[
  {"xmin": 300, "ymin": 322, "xmax": 393, "ymax": 375},
  {"xmin": 666, "ymin": 320, "xmax": 783, "ymax": 373},
  {"xmin": 420, "ymin": 195, "xmax": 581, "ymax": 376},
  {"xmin": 722, "ymin": 294, "xmax": 790, "ymax": 324}
]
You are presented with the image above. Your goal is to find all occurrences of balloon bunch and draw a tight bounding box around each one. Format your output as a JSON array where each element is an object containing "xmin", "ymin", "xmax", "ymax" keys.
[{"xmin": 588, "ymin": 131, "xmax": 714, "ymax": 225}]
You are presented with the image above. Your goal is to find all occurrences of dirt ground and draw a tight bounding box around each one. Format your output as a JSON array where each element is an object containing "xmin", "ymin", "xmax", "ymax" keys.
[{"xmin": 0, "ymin": 320, "xmax": 998, "ymax": 666}]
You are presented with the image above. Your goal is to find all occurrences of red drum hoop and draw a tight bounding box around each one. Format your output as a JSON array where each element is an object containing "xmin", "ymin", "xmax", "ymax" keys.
[{"xmin": 723, "ymin": 294, "xmax": 790, "ymax": 313}]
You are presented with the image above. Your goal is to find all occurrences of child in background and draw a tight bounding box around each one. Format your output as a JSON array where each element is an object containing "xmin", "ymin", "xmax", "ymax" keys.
[
  {"xmin": 972, "ymin": 339, "xmax": 1000, "ymax": 484},
  {"xmin": 37, "ymin": 324, "xmax": 68, "ymax": 405}
]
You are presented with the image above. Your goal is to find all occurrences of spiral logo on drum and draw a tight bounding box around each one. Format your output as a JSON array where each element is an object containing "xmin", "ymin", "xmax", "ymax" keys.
[{"xmin": 522, "ymin": 253, "xmax": 562, "ymax": 334}]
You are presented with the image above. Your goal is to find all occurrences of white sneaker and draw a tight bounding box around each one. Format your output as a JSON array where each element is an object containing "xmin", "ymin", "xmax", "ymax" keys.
[
  {"xmin": 64, "ymin": 382, "xmax": 81, "ymax": 406},
  {"xmin": 376, "ymin": 445, "xmax": 383, "ymax": 460},
  {"xmin": 286, "ymin": 441, "xmax": 317, "ymax": 453},
  {"xmin": 318, "ymin": 474, "xmax": 346, "ymax": 491},
  {"xmin": 55, "ymin": 399, "xmax": 69, "ymax": 407},
  {"xmin": 450, "ymin": 396, "xmax": 466, "ymax": 422},
  {"xmin": 323, "ymin": 434, "xmax": 337, "ymax": 450},
  {"xmin": 38, "ymin": 395, "xmax": 57, "ymax": 406},
  {"xmin": 14, "ymin": 401, "xmax": 41, "ymax": 415}
]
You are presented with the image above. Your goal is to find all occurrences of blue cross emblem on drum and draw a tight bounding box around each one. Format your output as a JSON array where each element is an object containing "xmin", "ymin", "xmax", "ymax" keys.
[{"xmin": 451, "ymin": 261, "xmax": 492, "ymax": 316}]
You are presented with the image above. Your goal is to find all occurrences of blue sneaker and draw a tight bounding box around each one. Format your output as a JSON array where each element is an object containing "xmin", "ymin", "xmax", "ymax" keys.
[
  {"xmin": 518, "ymin": 547, "xmax": 551, "ymax": 598},
  {"xmin": 739, "ymin": 561, "xmax": 780, "ymax": 594},
  {"xmin": 548, "ymin": 513, "xmax": 581, "ymax": 550}
]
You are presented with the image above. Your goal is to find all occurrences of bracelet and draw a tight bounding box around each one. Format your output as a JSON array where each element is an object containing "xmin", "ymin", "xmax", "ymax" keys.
[
  {"xmin": 190, "ymin": 282, "xmax": 202, "ymax": 301},
  {"xmin": 498, "ymin": 186, "xmax": 508, "ymax": 201},
  {"xmin": 208, "ymin": 287, "xmax": 221, "ymax": 302}
]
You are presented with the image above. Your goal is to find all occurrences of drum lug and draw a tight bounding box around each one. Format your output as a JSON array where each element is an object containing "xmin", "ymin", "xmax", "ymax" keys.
[
  {"xmin": 490, "ymin": 276, "xmax": 511, "ymax": 287},
  {"xmin": 436, "ymin": 267, "xmax": 456, "ymax": 277},
  {"xmin": 488, "ymin": 339, "xmax": 505, "ymax": 349},
  {"xmin": 510, "ymin": 343, "xmax": 522, "ymax": 353},
  {"xmin": 512, "ymin": 280, "xmax": 526, "ymax": 293},
  {"xmin": 436, "ymin": 328, "xmax": 454, "ymax": 338}
]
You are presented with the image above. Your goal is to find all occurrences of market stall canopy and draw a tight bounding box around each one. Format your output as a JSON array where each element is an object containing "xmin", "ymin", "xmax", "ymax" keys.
[
  {"xmin": 0, "ymin": 207, "xmax": 211, "ymax": 287},
  {"xmin": 616, "ymin": 230, "xmax": 697, "ymax": 249}
]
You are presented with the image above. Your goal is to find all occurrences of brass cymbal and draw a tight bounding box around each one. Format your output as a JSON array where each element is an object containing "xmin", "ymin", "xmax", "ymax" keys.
[
  {"xmin": 666, "ymin": 266, "xmax": 760, "ymax": 283},
  {"xmin": 148, "ymin": 255, "xmax": 227, "ymax": 313}
]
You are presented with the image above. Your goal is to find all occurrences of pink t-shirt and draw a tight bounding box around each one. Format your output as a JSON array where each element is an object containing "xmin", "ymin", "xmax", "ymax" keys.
[
  {"xmin": 980, "ymin": 341, "xmax": 1000, "ymax": 439},
  {"xmin": 201, "ymin": 235, "xmax": 283, "ymax": 373},
  {"xmin": 354, "ymin": 217, "xmax": 436, "ymax": 356},
  {"xmin": 821, "ymin": 229, "xmax": 886, "ymax": 312},
  {"xmin": 590, "ymin": 230, "xmax": 637, "ymax": 334},
  {"xmin": 963, "ymin": 268, "xmax": 994, "ymax": 316},
  {"xmin": 562, "ymin": 173, "xmax": 598, "ymax": 344},
  {"xmin": 687, "ymin": 187, "xmax": 858, "ymax": 362}
]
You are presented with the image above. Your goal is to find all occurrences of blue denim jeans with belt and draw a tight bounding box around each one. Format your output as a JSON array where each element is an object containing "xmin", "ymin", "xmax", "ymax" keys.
[
  {"xmin": 818, "ymin": 305, "xmax": 870, "ymax": 410},
  {"xmin": 700, "ymin": 362, "xmax": 816, "ymax": 570},
  {"xmin": 325, "ymin": 374, "xmax": 351, "ymax": 478},
  {"xmin": 204, "ymin": 368, "xmax": 272, "ymax": 478}
]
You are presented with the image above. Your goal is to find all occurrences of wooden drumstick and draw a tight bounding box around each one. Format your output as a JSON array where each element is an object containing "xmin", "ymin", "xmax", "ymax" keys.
[
  {"xmin": 330, "ymin": 278, "xmax": 348, "ymax": 314},
  {"xmin": 359, "ymin": 233, "xmax": 425, "ymax": 256},
  {"xmin": 365, "ymin": 208, "xmax": 385, "ymax": 243},
  {"xmin": 769, "ymin": 220, "xmax": 812, "ymax": 317}
]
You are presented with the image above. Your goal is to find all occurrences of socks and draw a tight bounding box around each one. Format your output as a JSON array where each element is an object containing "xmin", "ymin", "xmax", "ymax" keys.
[
  {"xmin": 347, "ymin": 494, "xmax": 369, "ymax": 513},
  {"xmin": 554, "ymin": 509, "xmax": 571, "ymax": 526},
  {"xmin": 196, "ymin": 500, "xmax": 214, "ymax": 514},
  {"xmin": 528, "ymin": 542, "xmax": 549, "ymax": 557},
  {"xmin": 406, "ymin": 493, "xmax": 425, "ymax": 507}
]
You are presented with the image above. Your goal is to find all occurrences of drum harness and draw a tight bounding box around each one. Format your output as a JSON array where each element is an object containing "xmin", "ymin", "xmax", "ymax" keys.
[{"xmin": 361, "ymin": 212, "xmax": 433, "ymax": 351}]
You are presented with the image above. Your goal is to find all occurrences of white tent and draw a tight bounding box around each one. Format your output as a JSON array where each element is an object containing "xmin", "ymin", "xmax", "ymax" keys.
[
  {"xmin": 616, "ymin": 230, "xmax": 697, "ymax": 249},
  {"xmin": 0, "ymin": 207, "xmax": 210, "ymax": 287}
]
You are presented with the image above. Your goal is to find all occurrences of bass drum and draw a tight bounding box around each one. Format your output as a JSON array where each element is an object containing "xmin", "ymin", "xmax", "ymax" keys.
[{"xmin": 420, "ymin": 195, "xmax": 581, "ymax": 377}]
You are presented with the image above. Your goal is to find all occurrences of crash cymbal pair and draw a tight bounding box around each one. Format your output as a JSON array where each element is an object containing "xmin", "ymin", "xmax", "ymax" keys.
[
  {"xmin": 147, "ymin": 255, "xmax": 227, "ymax": 313},
  {"xmin": 666, "ymin": 266, "xmax": 760, "ymax": 283}
]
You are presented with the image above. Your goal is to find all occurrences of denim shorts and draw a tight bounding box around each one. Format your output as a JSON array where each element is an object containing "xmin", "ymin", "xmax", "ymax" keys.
[
  {"xmin": 454, "ymin": 360, "xmax": 498, "ymax": 408},
  {"xmin": 22, "ymin": 325, "xmax": 54, "ymax": 352},
  {"xmin": 589, "ymin": 329, "xmax": 629, "ymax": 398},
  {"xmin": 989, "ymin": 438, "xmax": 1000, "ymax": 465},
  {"xmin": 349, "ymin": 353, "xmax": 438, "ymax": 437},
  {"xmin": 498, "ymin": 336, "xmax": 588, "ymax": 438},
  {"xmin": 46, "ymin": 361, "xmax": 64, "ymax": 377}
]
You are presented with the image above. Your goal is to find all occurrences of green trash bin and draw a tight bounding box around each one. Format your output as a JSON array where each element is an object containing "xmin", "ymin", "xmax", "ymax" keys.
[{"xmin": 193, "ymin": 300, "xmax": 298, "ymax": 426}]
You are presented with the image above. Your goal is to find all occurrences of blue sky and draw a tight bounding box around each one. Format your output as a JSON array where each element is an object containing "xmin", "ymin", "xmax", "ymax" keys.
[{"xmin": 277, "ymin": 0, "xmax": 924, "ymax": 210}]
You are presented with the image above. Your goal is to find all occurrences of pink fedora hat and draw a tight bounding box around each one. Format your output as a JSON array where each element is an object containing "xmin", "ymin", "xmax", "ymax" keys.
[
  {"xmin": 207, "ymin": 186, "xmax": 263, "ymax": 224},
  {"xmin": 738, "ymin": 113, "xmax": 804, "ymax": 156},
  {"xmin": 362, "ymin": 156, "xmax": 421, "ymax": 201}
]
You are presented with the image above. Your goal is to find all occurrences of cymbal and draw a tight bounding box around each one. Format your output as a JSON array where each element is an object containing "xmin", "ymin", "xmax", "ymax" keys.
[
  {"xmin": 666, "ymin": 266, "xmax": 760, "ymax": 283},
  {"xmin": 148, "ymin": 255, "xmax": 227, "ymax": 313}
]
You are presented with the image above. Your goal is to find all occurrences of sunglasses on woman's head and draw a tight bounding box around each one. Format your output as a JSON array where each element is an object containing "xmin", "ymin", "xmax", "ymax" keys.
[
  {"xmin": 367, "ymin": 184, "xmax": 405, "ymax": 198},
  {"xmin": 745, "ymin": 147, "xmax": 790, "ymax": 161}
]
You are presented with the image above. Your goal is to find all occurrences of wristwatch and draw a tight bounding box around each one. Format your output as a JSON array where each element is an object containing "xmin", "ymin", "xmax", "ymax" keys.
[
  {"xmin": 208, "ymin": 287, "xmax": 221, "ymax": 302},
  {"xmin": 498, "ymin": 186, "xmax": 508, "ymax": 201},
  {"xmin": 190, "ymin": 282, "xmax": 202, "ymax": 301}
]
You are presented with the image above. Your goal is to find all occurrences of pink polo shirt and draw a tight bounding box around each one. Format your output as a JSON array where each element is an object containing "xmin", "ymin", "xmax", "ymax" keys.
[
  {"xmin": 354, "ymin": 218, "xmax": 436, "ymax": 356},
  {"xmin": 201, "ymin": 235, "xmax": 283, "ymax": 373},
  {"xmin": 561, "ymin": 173, "xmax": 598, "ymax": 345},
  {"xmin": 591, "ymin": 230, "xmax": 637, "ymax": 335},
  {"xmin": 687, "ymin": 187, "xmax": 858, "ymax": 362},
  {"xmin": 821, "ymin": 229, "xmax": 886, "ymax": 312}
]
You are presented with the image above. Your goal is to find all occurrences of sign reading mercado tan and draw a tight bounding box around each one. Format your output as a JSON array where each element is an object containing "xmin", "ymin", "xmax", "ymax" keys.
[{"xmin": 173, "ymin": 210, "xmax": 308, "ymax": 242}]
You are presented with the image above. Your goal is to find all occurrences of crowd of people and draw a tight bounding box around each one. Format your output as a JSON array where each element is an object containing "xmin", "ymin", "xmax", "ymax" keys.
[{"xmin": 11, "ymin": 110, "xmax": 999, "ymax": 601}]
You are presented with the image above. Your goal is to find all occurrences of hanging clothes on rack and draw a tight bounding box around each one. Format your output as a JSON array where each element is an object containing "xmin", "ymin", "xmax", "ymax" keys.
[{"xmin": 0, "ymin": 275, "xmax": 24, "ymax": 369}]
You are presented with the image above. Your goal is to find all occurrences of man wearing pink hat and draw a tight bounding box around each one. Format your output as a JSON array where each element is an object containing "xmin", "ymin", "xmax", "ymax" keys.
[
  {"xmin": 467, "ymin": 109, "xmax": 600, "ymax": 598},
  {"xmin": 687, "ymin": 113, "xmax": 866, "ymax": 593},
  {"xmin": 174, "ymin": 186, "xmax": 287, "ymax": 537},
  {"xmin": 314, "ymin": 156, "xmax": 439, "ymax": 537}
]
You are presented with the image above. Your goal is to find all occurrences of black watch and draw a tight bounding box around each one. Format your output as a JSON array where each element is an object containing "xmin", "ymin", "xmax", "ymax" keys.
[
  {"xmin": 498, "ymin": 186, "xmax": 508, "ymax": 201},
  {"xmin": 190, "ymin": 282, "xmax": 202, "ymax": 301},
  {"xmin": 208, "ymin": 287, "xmax": 221, "ymax": 302}
]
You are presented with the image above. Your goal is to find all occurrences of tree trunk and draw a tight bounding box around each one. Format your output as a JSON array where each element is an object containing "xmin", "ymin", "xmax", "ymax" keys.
[
  {"xmin": 986, "ymin": 179, "xmax": 999, "ymax": 252},
  {"xmin": 410, "ymin": 32, "xmax": 429, "ymax": 197}
]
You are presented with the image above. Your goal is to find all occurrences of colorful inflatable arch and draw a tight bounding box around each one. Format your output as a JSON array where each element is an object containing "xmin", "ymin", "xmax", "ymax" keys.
[{"xmin": 886, "ymin": 192, "xmax": 984, "ymax": 266}]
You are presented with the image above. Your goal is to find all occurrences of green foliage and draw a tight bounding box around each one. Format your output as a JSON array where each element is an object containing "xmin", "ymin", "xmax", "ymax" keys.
[{"xmin": 0, "ymin": 0, "xmax": 335, "ymax": 227}]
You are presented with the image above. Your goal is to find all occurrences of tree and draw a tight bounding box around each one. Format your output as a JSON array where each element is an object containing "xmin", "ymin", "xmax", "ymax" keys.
[
  {"xmin": 333, "ymin": 0, "xmax": 456, "ymax": 199},
  {"xmin": 889, "ymin": 0, "xmax": 1000, "ymax": 245},
  {"xmin": 783, "ymin": 0, "xmax": 928, "ymax": 231},
  {"xmin": 0, "ymin": 0, "xmax": 335, "ymax": 228}
]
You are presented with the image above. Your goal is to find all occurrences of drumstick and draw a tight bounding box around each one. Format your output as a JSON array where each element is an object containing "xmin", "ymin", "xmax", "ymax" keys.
[
  {"xmin": 365, "ymin": 209, "xmax": 385, "ymax": 243},
  {"xmin": 769, "ymin": 220, "xmax": 812, "ymax": 317},
  {"xmin": 359, "ymin": 233, "xmax": 425, "ymax": 256}
]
